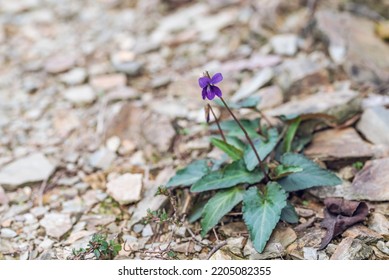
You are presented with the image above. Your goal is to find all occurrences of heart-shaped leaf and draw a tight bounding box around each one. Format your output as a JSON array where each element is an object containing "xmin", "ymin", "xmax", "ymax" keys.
[
  {"xmin": 243, "ymin": 182, "xmax": 287, "ymax": 253},
  {"xmin": 166, "ymin": 159, "xmax": 211, "ymax": 188},
  {"xmin": 191, "ymin": 160, "xmax": 264, "ymax": 193},
  {"xmin": 201, "ymin": 187, "xmax": 245, "ymax": 236},
  {"xmin": 277, "ymin": 153, "xmax": 342, "ymax": 192},
  {"xmin": 211, "ymin": 138, "xmax": 243, "ymax": 161},
  {"xmin": 244, "ymin": 128, "xmax": 279, "ymax": 171}
]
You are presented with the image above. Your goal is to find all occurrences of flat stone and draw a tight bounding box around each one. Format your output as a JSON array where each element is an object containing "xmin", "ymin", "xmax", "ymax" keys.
[
  {"xmin": 88, "ymin": 148, "xmax": 116, "ymax": 170},
  {"xmin": 60, "ymin": 68, "xmax": 87, "ymax": 86},
  {"xmin": 330, "ymin": 237, "xmax": 373, "ymax": 260},
  {"xmin": 141, "ymin": 224, "xmax": 153, "ymax": 237},
  {"xmin": 0, "ymin": 228, "xmax": 17, "ymax": 239},
  {"xmin": 40, "ymin": 212, "xmax": 72, "ymax": 239},
  {"xmin": 304, "ymin": 128, "xmax": 375, "ymax": 161},
  {"xmin": 316, "ymin": 10, "xmax": 389, "ymax": 84},
  {"xmin": 343, "ymin": 224, "xmax": 383, "ymax": 243},
  {"xmin": 63, "ymin": 85, "xmax": 96, "ymax": 106},
  {"xmin": 270, "ymin": 34, "xmax": 298, "ymax": 56},
  {"xmin": 232, "ymin": 68, "xmax": 273, "ymax": 102},
  {"xmin": 0, "ymin": 153, "xmax": 56, "ymax": 190},
  {"xmin": 267, "ymin": 89, "xmax": 358, "ymax": 117},
  {"xmin": 351, "ymin": 158, "xmax": 389, "ymax": 201},
  {"xmin": 90, "ymin": 74, "xmax": 126, "ymax": 91},
  {"xmin": 45, "ymin": 55, "xmax": 76, "ymax": 74},
  {"xmin": 368, "ymin": 212, "xmax": 389, "ymax": 236},
  {"xmin": 357, "ymin": 106, "xmax": 389, "ymax": 146},
  {"xmin": 107, "ymin": 173, "xmax": 143, "ymax": 205}
]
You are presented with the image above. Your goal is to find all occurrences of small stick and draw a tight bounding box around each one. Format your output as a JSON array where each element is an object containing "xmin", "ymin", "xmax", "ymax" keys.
[{"xmin": 206, "ymin": 241, "xmax": 227, "ymax": 260}]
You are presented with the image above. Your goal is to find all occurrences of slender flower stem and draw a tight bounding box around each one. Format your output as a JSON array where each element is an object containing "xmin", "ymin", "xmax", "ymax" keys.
[
  {"xmin": 208, "ymin": 104, "xmax": 226, "ymax": 142},
  {"xmin": 219, "ymin": 97, "xmax": 269, "ymax": 182}
]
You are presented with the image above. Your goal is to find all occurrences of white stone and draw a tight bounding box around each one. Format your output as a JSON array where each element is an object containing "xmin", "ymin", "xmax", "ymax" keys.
[
  {"xmin": 0, "ymin": 228, "xmax": 17, "ymax": 238},
  {"xmin": 142, "ymin": 224, "xmax": 153, "ymax": 237},
  {"xmin": 63, "ymin": 85, "xmax": 96, "ymax": 106},
  {"xmin": 40, "ymin": 212, "xmax": 72, "ymax": 239},
  {"xmin": 60, "ymin": 68, "xmax": 87, "ymax": 86},
  {"xmin": 106, "ymin": 136, "xmax": 121, "ymax": 152},
  {"xmin": 107, "ymin": 173, "xmax": 143, "ymax": 205},
  {"xmin": 88, "ymin": 148, "xmax": 116, "ymax": 170},
  {"xmin": 0, "ymin": 153, "xmax": 55, "ymax": 190},
  {"xmin": 270, "ymin": 34, "xmax": 298, "ymax": 56}
]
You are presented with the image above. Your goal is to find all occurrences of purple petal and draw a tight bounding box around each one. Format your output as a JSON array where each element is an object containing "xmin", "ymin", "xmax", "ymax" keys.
[
  {"xmin": 198, "ymin": 77, "xmax": 211, "ymax": 88},
  {"xmin": 211, "ymin": 73, "xmax": 223, "ymax": 84},
  {"xmin": 202, "ymin": 87, "xmax": 207, "ymax": 100},
  {"xmin": 206, "ymin": 86, "xmax": 216, "ymax": 100},
  {"xmin": 211, "ymin": 85, "xmax": 222, "ymax": 97}
]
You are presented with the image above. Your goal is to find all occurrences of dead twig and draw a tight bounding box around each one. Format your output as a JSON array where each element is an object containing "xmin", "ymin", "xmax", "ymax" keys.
[{"xmin": 206, "ymin": 241, "xmax": 227, "ymax": 260}]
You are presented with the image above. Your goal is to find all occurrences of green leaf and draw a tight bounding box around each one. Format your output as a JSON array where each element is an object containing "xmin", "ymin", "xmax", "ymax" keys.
[
  {"xmin": 191, "ymin": 160, "xmax": 264, "ymax": 193},
  {"xmin": 244, "ymin": 128, "xmax": 279, "ymax": 171},
  {"xmin": 94, "ymin": 249, "xmax": 101, "ymax": 259},
  {"xmin": 210, "ymin": 119, "xmax": 259, "ymax": 139},
  {"xmin": 201, "ymin": 187, "xmax": 245, "ymax": 237},
  {"xmin": 283, "ymin": 117, "xmax": 301, "ymax": 153},
  {"xmin": 188, "ymin": 201, "xmax": 207, "ymax": 223},
  {"xmin": 243, "ymin": 182, "xmax": 287, "ymax": 253},
  {"xmin": 271, "ymin": 164, "xmax": 303, "ymax": 180},
  {"xmin": 277, "ymin": 153, "xmax": 342, "ymax": 192},
  {"xmin": 211, "ymin": 138, "xmax": 243, "ymax": 161},
  {"xmin": 280, "ymin": 202, "xmax": 299, "ymax": 224},
  {"xmin": 166, "ymin": 160, "xmax": 211, "ymax": 188}
]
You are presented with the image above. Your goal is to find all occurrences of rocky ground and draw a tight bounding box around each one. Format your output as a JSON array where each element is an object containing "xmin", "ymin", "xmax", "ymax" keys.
[{"xmin": 0, "ymin": 0, "xmax": 389, "ymax": 260}]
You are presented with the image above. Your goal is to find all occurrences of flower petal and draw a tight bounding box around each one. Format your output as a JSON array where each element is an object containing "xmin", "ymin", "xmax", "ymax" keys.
[
  {"xmin": 206, "ymin": 86, "xmax": 216, "ymax": 100},
  {"xmin": 202, "ymin": 87, "xmax": 207, "ymax": 100},
  {"xmin": 211, "ymin": 85, "xmax": 222, "ymax": 98},
  {"xmin": 198, "ymin": 76, "xmax": 211, "ymax": 88},
  {"xmin": 211, "ymin": 73, "xmax": 223, "ymax": 84}
]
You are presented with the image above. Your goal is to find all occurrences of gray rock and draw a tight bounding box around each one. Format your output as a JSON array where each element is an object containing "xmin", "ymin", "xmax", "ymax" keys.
[
  {"xmin": 141, "ymin": 224, "xmax": 153, "ymax": 237},
  {"xmin": 232, "ymin": 68, "xmax": 273, "ymax": 102},
  {"xmin": 0, "ymin": 153, "xmax": 55, "ymax": 190},
  {"xmin": 63, "ymin": 85, "xmax": 96, "ymax": 106},
  {"xmin": 60, "ymin": 68, "xmax": 87, "ymax": 86},
  {"xmin": 0, "ymin": 228, "xmax": 17, "ymax": 239},
  {"xmin": 270, "ymin": 34, "xmax": 298, "ymax": 56},
  {"xmin": 88, "ymin": 148, "xmax": 116, "ymax": 170},
  {"xmin": 106, "ymin": 173, "xmax": 143, "ymax": 205},
  {"xmin": 377, "ymin": 241, "xmax": 389, "ymax": 255},
  {"xmin": 357, "ymin": 106, "xmax": 389, "ymax": 146},
  {"xmin": 40, "ymin": 212, "xmax": 72, "ymax": 239},
  {"xmin": 111, "ymin": 52, "xmax": 142, "ymax": 76}
]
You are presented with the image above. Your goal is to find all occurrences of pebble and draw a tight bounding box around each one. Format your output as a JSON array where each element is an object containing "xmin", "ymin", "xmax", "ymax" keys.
[
  {"xmin": 60, "ymin": 68, "xmax": 87, "ymax": 86},
  {"xmin": 141, "ymin": 224, "xmax": 153, "ymax": 237},
  {"xmin": 40, "ymin": 213, "xmax": 73, "ymax": 239},
  {"xmin": 45, "ymin": 55, "xmax": 76, "ymax": 74},
  {"xmin": 90, "ymin": 74, "xmax": 127, "ymax": 91},
  {"xmin": 357, "ymin": 106, "xmax": 389, "ymax": 146},
  {"xmin": 88, "ymin": 148, "xmax": 116, "ymax": 170},
  {"xmin": 111, "ymin": 51, "xmax": 142, "ymax": 76},
  {"xmin": 270, "ymin": 34, "xmax": 298, "ymax": 56},
  {"xmin": 0, "ymin": 228, "xmax": 17, "ymax": 239},
  {"xmin": 106, "ymin": 173, "xmax": 143, "ymax": 205},
  {"xmin": 63, "ymin": 85, "xmax": 97, "ymax": 106}
]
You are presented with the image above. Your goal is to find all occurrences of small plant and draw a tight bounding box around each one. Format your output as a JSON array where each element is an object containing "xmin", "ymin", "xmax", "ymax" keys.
[
  {"xmin": 165, "ymin": 71, "xmax": 342, "ymax": 253},
  {"xmin": 70, "ymin": 234, "xmax": 122, "ymax": 260}
]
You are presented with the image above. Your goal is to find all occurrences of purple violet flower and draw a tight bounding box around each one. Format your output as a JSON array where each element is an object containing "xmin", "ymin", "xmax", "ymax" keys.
[{"xmin": 198, "ymin": 72, "xmax": 223, "ymax": 100}]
